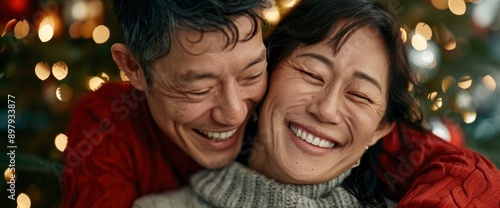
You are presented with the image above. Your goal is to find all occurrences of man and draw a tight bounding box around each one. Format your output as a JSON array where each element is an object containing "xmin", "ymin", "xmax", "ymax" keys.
[{"xmin": 62, "ymin": 0, "xmax": 271, "ymax": 207}]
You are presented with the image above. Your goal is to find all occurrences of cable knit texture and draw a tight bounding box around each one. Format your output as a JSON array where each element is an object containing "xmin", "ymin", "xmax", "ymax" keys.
[
  {"xmin": 379, "ymin": 124, "xmax": 500, "ymax": 207},
  {"xmin": 134, "ymin": 162, "xmax": 361, "ymax": 208}
]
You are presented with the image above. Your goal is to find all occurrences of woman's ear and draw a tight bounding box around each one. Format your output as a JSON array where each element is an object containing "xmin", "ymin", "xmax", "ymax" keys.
[
  {"xmin": 111, "ymin": 43, "xmax": 148, "ymax": 90},
  {"xmin": 368, "ymin": 121, "xmax": 395, "ymax": 146}
]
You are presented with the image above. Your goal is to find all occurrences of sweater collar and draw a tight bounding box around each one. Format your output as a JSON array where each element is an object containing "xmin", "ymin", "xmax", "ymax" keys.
[{"xmin": 190, "ymin": 162, "xmax": 359, "ymax": 207}]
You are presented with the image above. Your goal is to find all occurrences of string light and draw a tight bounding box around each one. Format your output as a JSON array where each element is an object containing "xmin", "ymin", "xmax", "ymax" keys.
[
  {"xmin": 14, "ymin": 20, "xmax": 30, "ymax": 39},
  {"xmin": 54, "ymin": 133, "xmax": 68, "ymax": 152},
  {"xmin": 35, "ymin": 62, "xmax": 51, "ymax": 81},
  {"xmin": 52, "ymin": 61, "xmax": 69, "ymax": 80},
  {"xmin": 457, "ymin": 75, "xmax": 472, "ymax": 89},
  {"xmin": 93, "ymin": 25, "xmax": 110, "ymax": 44},
  {"xmin": 482, "ymin": 75, "xmax": 496, "ymax": 92},
  {"xmin": 17, "ymin": 193, "xmax": 31, "ymax": 208},
  {"xmin": 449, "ymin": 0, "xmax": 467, "ymax": 15}
]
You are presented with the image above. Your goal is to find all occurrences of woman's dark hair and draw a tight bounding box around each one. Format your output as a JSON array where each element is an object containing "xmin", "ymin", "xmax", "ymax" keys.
[
  {"xmin": 265, "ymin": 0, "xmax": 424, "ymax": 206},
  {"xmin": 113, "ymin": 0, "xmax": 272, "ymax": 87}
]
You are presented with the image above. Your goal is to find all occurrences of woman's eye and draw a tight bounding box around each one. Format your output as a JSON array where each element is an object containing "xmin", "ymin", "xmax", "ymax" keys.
[
  {"xmin": 300, "ymin": 70, "xmax": 324, "ymax": 84},
  {"xmin": 350, "ymin": 93, "xmax": 372, "ymax": 103}
]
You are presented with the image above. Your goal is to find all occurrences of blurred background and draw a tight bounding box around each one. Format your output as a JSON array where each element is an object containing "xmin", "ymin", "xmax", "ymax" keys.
[{"xmin": 1, "ymin": 0, "xmax": 499, "ymax": 207}]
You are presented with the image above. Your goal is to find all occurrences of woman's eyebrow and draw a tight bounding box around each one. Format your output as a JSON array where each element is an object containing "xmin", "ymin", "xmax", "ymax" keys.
[
  {"xmin": 353, "ymin": 71, "xmax": 382, "ymax": 92},
  {"xmin": 298, "ymin": 53, "xmax": 333, "ymax": 68}
]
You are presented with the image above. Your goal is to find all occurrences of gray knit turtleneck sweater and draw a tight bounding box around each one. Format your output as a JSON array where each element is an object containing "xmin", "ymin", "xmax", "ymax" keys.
[{"xmin": 133, "ymin": 162, "xmax": 362, "ymax": 208}]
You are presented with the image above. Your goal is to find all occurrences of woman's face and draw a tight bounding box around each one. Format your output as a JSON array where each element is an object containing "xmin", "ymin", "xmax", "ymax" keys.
[{"xmin": 253, "ymin": 26, "xmax": 394, "ymax": 184}]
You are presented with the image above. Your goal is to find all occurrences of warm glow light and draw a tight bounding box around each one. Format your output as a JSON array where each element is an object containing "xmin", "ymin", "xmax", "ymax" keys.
[
  {"xmin": 442, "ymin": 76, "xmax": 455, "ymax": 92},
  {"xmin": 54, "ymin": 133, "xmax": 68, "ymax": 152},
  {"xmin": 72, "ymin": 2, "xmax": 87, "ymax": 20},
  {"xmin": 415, "ymin": 22, "xmax": 433, "ymax": 40},
  {"xmin": 69, "ymin": 22, "xmax": 82, "ymax": 38},
  {"xmin": 411, "ymin": 33, "xmax": 428, "ymax": 51},
  {"xmin": 428, "ymin": 91, "xmax": 438, "ymax": 100},
  {"xmin": 27, "ymin": 185, "xmax": 41, "ymax": 203},
  {"xmin": 14, "ymin": 20, "xmax": 30, "ymax": 39},
  {"xmin": 52, "ymin": 61, "xmax": 68, "ymax": 80},
  {"xmin": 88, "ymin": 76, "xmax": 106, "ymax": 91},
  {"xmin": 400, "ymin": 27, "xmax": 407, "ymax": 43},
  {"xmin": 39, "ymin": 24, "xmax": 54, "ymax": 42},
  {"xmin": 17, "ymin": 193, "xmax": 31, "ymax": 208},
  {"xmin": 101, "ymin": 72, "xmax": 110, "ymax": 81},
  {"xmin": 444, "ymin": 40, "xmax": 457, "ymax": 50},
  {"xmin": 87, "ymin": 1, "xmax": 104, "ymax": 18},
  {"xmin": 457, "ymin": 75, "xmax": 472, "ymax": 89},
  {"xmin": 482, "ymin": 75, "xmax": 496, "ymax": 92},
  {"xmin": 449, "ymin": 0, "xmax": 467, "ymax": 15},
  {"xmin": 81, "ymin": 21, "xmax": 97, "ymax": 39},
  {"xmin": 431, "ymin": 97, "xmax": 443, "ymax": 111},
  {"xmin": 93, "ymin": 25, "xmax": 110, "ymax": 44},
  {"xmin": 263, "ymin": 6, "xmax": 281, "ymax": 25},
  {"xmin": 56, "ymin": 84, "xmax": 73, "ymax": 102},
  {"xmin": 462, "ymin": 111, "xmax": 477, "ymax": 124},
  {"xmin": 120, "ymin": 70, "xmax": 129, "ymax": 81},
  {"xmin": 281, "ymin": 0, "xmax": 299, "ymax": 8},
  {"xmin": 4, "ymin": 168, "xmax": 15, "ymax": 182},
  {"xmin": 432, "ymin": 0, "xmax": 449, "ymax": 10},
  {"xmin": 35, "ymin": 62, "xmax": 51, "ymax": 81}
]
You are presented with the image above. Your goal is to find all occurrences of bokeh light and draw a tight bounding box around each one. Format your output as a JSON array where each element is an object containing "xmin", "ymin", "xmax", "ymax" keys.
[
  {"xmin": 54, "ymin": 133, "xmax": 68, "ymax": 152},
  {"xmin": 120, "ymin": 70, "xmax": 129, "ymax": 81},
  {"xmin": 462, "ymin": 111, "xmax": 477, "ymax": 124},
  {"xmin": 27, "ymin": 184, "xmax": 41, "ymax": 203},
  {"xmin": 4, "ymin": 168, "xmax": 15, "ymax": 182},
  {"xmin": 431, "ymin": 0, "xmax": 449, "ymax": 10},
  {"xmin": 400, "ymin": 27, "xmax": 408, "ymax": 43},
  {"xmin": 449, "ymin": 0, "xmax": 467, "ymax": 15},
  {"xmin": 93, "ymin": 25, "xmax": 110, "ymax": 44},
  {"xmin": 52, "ymin": 61, "xmax": 69, "ymax": 80},
  {"xmin": 411, "ymin": 33, "xmax": 428, "ymax": 51},
  {"xmin": 17, "ymin": 193, "xmax": 31, "ymax": 208},
  {"xmin": 263, "ymin": 6, "xmax": 281, "ymax": 25},
  {"xmin": 442, "ymin": 76, "xmax": 456, "ymax": 93},
  {"xmin": 35, "ymin": 62, "xmax": 51, "ymax": 81},
  {"xmin": 415, "ymin": 22, "xmax": 433, "ymax": 40},
  {"xmin": 428, "ymin": 91, "xmax": 438, "ymax": 100},
  {"xmin": 87, "ymin": 76, "xmax": 106, "ymax": 91},
  {"xmin": 482, "ymin": 75, "xmax": 496, "ymax": 92},
  {"xmin": 39, "ymin": 24, "xmax": 54, "ymax": 42},
  {"xmin": 458, "ymin": 75, "xmax": 472, "ymax": 89},
  {"xmin": 72, "ymin": 1, "xmax": 87, "ymax": 20},
  {"xmin": 56, "ymin": 84, "xmax": 73, "ymax": 102},
  {"xmin": 14, "ymin": 20, "xmax": 30, "ymax": 39}
]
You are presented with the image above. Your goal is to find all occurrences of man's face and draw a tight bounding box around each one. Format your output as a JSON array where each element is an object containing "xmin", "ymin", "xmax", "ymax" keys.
[{"xmin": 145, "ymin": 15, "xmax": 267, "ymax": 168}]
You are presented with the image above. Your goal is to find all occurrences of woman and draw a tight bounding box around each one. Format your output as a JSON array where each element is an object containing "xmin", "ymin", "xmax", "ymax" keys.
[{"xmin": 134, "ymin": 0, "xmax": 500, "ymax": 207}]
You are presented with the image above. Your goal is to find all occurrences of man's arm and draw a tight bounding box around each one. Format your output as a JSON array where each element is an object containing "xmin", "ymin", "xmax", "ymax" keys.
[
  {"xmin": 379, "ymin": 123, "xmax": 500, "ymax": 207},
  {"xmin": 62, "ymin": 87, "xmax": 139, "ymax": 207}
]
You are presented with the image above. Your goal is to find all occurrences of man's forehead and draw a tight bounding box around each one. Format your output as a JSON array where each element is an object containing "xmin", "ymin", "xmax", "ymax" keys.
[{"xmin": 173, "ymin": 15, "xmax": 261, "ymax": 52}]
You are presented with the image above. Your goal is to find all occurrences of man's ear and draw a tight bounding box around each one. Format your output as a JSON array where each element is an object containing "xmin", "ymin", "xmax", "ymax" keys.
[
  {"xmin": 368, "ymin": 121, "xmax": 395, "ymax": 146},
  {"xmin": 111, "ymin": 43, "xmax": 148, "ymax": 90}
]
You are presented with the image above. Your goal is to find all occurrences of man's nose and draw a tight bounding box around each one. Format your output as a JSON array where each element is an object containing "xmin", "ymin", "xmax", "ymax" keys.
[{"xmin": 211, "ymin": 85, "xmax": 248, "ymax": 126}]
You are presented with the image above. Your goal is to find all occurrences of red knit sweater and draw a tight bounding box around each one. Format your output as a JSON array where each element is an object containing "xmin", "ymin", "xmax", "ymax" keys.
[{"xmin": 62, "ymin": 82, "xmax": 500, "ymax": 207}]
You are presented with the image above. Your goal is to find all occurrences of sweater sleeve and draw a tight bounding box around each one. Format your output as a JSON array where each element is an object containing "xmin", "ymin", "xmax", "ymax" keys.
[
  {"xmin": 379, "ymin": 124, "xmax": 500, "ymax": 207},
  {"xmin": 61, "ymin": 84, "xmax": 139, "ymax": 208}
]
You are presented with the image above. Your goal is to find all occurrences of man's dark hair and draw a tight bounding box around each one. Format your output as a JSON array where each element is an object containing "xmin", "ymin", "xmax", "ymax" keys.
[{"xmin": 113, "ymin": 0, "xmax": 272, "ymax": 87}]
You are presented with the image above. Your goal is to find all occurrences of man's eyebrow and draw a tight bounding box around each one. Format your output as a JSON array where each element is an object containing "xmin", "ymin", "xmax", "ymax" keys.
[
  {"xmin": 299, "ymin": 53, "xmax": 333, "ymax": 68},
  {"xmin": 353, "ymin": 71, "xmax": 382, "ymax": 91},
  {"xmin": 180, "ymin": 70, "xmax": 217, "ymax": 83},
  {"xmin": 243, "ymin": 49, "xmax": 267, "ymax": 70}
]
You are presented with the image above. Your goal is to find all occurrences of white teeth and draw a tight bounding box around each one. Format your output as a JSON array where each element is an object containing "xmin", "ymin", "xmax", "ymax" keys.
[
  {"xmin": 290, "ymin": 125, "xmax": 336, "ymax": 149},
  {"xmin": 199, "ymin": 129, "xmax": 237, "ymax": 141}
]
